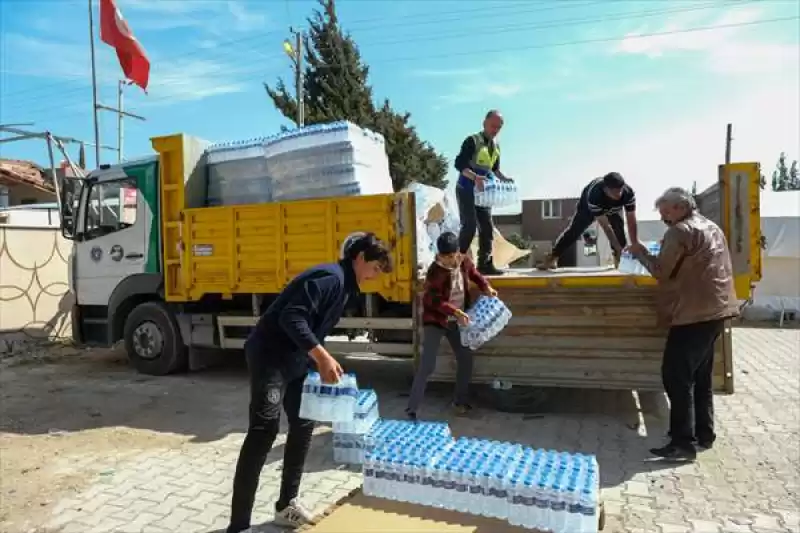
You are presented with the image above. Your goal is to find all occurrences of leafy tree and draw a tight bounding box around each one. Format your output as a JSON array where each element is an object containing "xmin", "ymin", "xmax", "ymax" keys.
[
  {"xmin": 771, "ymin": 152, "xmax": 800, "ymax": 192},
  {"xmin": 264, "ymin": 0, "xmax": 447, "ymax": 190}
]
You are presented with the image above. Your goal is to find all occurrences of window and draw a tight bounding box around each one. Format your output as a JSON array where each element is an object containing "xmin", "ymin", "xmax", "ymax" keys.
[
  {"xmin": 83, "ymin": 178, "xmax": 137, "ymax": 240},
  {"xmin": 541, "ymin": 199, "xmax": 562, "ymax": 219}
]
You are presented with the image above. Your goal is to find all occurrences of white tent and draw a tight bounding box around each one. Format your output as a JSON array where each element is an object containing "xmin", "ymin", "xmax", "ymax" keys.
[{"xmin": 632, "ymin": 217, "xmax": 800, "ymax": 321}]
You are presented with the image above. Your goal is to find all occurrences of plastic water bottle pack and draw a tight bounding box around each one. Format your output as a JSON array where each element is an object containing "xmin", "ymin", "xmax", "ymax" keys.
[
  {"xmin": 332, "ymin": 390, "xmax": 381, "ymax": 465},
  {"xmin": 459, "ymin": 296, "xmax": 513, "ymax": 350},
  {"xmin": 363, "ymin": 433, "xmax": 600, "ymax": 533},
  {"xmin": 618, "ymin": 241, "xmax": 661, "ymax": 276},
  {"xmin": 298, "ymin": 372, "xmax": 359, "ymax": 423},
  {"xmin": 505, "ymin": 448, "xmax": 599, "ymax": 533},
  {"xmin": 474, "ymin": 175, "xmax": 519, "ymax": 209}
]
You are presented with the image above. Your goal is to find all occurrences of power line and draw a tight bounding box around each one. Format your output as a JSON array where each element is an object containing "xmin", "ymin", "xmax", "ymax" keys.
[
  {"xmin": 4, "ymin": 14, "xmax": 795, "ymax": 126},
  {"xmin": 1, "ymin": 1, "xmax": 753, "ymax": 113},
  {"xmin": 0, "ymin": 0, "xmax": 602, "ymax": 100},
  {"xmin": 5, "ymin": 0, "xmax": 743, "ymax": 105}
]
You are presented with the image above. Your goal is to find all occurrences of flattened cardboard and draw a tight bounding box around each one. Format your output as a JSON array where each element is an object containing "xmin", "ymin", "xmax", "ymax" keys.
[{"xmin": 305, "ymin": 491, "xmax": 538, "ymax": 533}]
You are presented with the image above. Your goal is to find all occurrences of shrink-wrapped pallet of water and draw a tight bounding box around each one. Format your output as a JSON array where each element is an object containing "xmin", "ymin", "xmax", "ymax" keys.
[
  {"xmin": 402, "ymin": 182, "xmax": 463, "ymax": 274},
  {"xmin": 205, "ymin": 141, "xmax": 272, "ymax": 206},
  {"xmin": 262, "ymin": 122, "xmax": 394, "ymax": 202}
]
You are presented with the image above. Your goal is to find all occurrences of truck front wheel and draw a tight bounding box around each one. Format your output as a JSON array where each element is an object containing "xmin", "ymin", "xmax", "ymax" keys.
[{"xmin": 123, "ymin": 301, "xmax": 187, "ymax": 375}]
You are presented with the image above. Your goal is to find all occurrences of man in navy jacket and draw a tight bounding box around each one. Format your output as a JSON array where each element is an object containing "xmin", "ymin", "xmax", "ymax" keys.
[{"xmin": 227, "ymin": 233, "xmax": 392, "ymax": 532}]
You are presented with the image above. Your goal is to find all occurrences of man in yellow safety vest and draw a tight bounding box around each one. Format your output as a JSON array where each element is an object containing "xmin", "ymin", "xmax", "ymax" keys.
[{"xmin": 454, "ymin": 110, "xmax": 514, "ymax": 276}]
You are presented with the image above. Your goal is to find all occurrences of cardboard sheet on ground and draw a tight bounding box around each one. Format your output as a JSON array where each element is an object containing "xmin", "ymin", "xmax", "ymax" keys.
[{"xmin": 305, "ymin": 491, "xmax": 536, "ymax": 533}]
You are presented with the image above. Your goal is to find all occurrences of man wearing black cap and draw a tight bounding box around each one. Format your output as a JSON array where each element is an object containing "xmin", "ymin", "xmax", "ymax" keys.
[
  {"xmin": 226, "ymin": 233, "xmax": 392, "ymax": 532},
  {"xmin": 539, "ymin": 172, "xmax": 641, "ymax": 270}
]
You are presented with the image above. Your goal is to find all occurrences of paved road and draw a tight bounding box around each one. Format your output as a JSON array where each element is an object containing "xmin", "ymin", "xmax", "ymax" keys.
[{"xmin": 24, "ymin": 328, "xmax": 800, "ymax": 532}]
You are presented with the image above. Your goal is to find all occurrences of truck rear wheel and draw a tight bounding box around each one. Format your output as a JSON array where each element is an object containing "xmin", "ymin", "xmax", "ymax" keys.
[{"xmin": 123, "ymin": 301, "xmax": 187, "ymax": 375}]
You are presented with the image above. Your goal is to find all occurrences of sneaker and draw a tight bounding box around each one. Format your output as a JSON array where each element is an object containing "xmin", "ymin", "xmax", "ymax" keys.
[
  {"xmin": 405, "ymin": 408, "xmax": 418, "ymax": 422},
  {"xmin": 649, "ymin": 443, "xmax": 697, "ymax": 461},
  {"xmin": 452, "ymin": 402, "xmax": 473, "ymax": 416},
  {"xmin": 274, "ymin": 499, "xmax": 317, "ymax": 529},
  {"xmin": 536, "ymin": 255, "xmax": 558, "ymax": 271}
]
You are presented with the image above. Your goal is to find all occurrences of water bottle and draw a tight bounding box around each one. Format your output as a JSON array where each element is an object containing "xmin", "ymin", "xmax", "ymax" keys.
[{"xmin": 578, "ymin": 484, "xmax": 598, "ymax": 533}]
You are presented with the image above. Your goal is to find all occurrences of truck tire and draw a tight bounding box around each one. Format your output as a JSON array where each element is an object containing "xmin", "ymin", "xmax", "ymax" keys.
[{"xmin": 123, "ymin": 301, "xmax": 187, "ymax": 375}]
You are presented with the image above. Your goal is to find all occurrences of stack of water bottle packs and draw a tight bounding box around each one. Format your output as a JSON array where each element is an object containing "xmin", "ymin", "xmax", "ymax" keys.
[
  {"xmin": 459, "ymin": 295, "xmax": 513, "ymax": 351},
  {"xmin": 364, "ymin": 435, "xmax": 600, "ymax": 533},
  {"xmin": 204, "ymin": 121, "xmax": 394, "ymax": 206},
  {"xmin": 299, "ymin": 373, "xmax": 600, "ymax": 531},
  {"xmin": 332, "ymin": 390, "xmax": 380, "ymax": 464},
  {"xmin": 474, "ymin": 173, "xmax": 520, "ymax": 209},
  {"xmin": 618, "ymin": 241, "xmax": 661, "ymax": 276}
]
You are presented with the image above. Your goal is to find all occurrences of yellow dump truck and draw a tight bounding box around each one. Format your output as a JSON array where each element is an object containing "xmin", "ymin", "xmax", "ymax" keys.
[{"xmin": 62, "ymin": 134, "xmax": 762, "ymax": 393}]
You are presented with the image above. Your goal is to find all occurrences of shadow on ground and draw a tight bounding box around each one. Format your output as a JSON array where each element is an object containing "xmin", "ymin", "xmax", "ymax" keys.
[{"xmin": 1, "ymin": 345, "xmax": 680, "ymax": 483}]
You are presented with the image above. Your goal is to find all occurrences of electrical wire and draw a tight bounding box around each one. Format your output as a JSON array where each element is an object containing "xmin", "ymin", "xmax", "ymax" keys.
[
  {"xmin": 1, "ymin": 0, "xmax": 743, "ymax": 106},
  {"xmin": 5, "ymin": 14, "xmax": 796, "ymax": 123},
  {"xmin": 0, "ymin": 0, "xmax": 603, "ymax": 100},
  {"xmin": 1, "ymin": 0, "xmax": 761, "ymax": 116}
]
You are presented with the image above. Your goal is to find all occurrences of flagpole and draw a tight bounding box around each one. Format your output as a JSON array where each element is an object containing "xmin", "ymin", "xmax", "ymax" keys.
[{"xmin": 88, "ymin": 0, "xmax": 101, "ymax": 167}]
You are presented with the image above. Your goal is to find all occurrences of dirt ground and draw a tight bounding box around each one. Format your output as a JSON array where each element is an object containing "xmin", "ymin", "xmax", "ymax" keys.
[{"xmin": 0, "ymin": 343, "xmax": 248, "ymax": 532}]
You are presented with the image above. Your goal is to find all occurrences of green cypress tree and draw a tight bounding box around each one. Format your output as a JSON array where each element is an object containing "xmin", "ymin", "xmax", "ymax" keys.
[{"xmin": 264, "ymin": 0, "xmax": 447, "ymax": 191}]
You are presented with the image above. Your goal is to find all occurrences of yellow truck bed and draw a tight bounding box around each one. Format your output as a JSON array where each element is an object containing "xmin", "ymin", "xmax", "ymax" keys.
[{"xmin": 151, "ymin": 134, "xmax": 663, "ymax": 304}]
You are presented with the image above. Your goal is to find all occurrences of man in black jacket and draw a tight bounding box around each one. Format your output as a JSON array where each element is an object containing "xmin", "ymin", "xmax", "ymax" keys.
[
  {"xmin": 227, "ymin": 233, "xmax": 392, "ymax": 533},
  {"xmin": 538, "ymin": 172, "xmax": 641, "ymax": 270},
  {"xmin": 454, "ymin": 110, "xmax": 514, "ymax": 276}
]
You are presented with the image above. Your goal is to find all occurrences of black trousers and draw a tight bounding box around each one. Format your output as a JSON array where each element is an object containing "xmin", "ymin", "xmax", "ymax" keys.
[
  {"xmin": 552, "ymin": 206, "xmax": 626, "ymax": 258},
  {"xmin": 456, "ymin": 185, "xmax": 493, "ymax": 264},
  {"xmin": 662, "ymin": 319, "xmax": 724, "ymax": 448},
  {"xmin": 227, "ymin": 348, "xmax": 315, "ymax": 533}
]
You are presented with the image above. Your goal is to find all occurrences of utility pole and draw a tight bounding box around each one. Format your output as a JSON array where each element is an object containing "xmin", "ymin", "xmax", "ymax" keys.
[
  {"xmin": 295, "ymin": 29, "xmax": 304, "ymax": 127},
  {"xmin": 88, "ymin": 0, "xmax": 101, "ymax": 167},
  {"xmin": 284, "ymin": 28, "xmax": 304, "ymax": 127},
  {"xmin": 118, "ymin": 80, "xmax": 124, "ymax": 161},
  {"xmin": 725, "ymin": 123, "xmax": 733, "ymax": 164},
  {"xmin": 95, "ymin": 81, "xmax": 146, "ymax": 163},
  {"xmin": 88, "ymin": 0, "xmax": 146, "ymax": 166}
]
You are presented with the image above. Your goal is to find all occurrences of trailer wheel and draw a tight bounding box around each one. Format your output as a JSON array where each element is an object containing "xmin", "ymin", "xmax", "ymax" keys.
[{"xmin": 123, "ymin": 301, "xmax": 187, "ymax": 375}]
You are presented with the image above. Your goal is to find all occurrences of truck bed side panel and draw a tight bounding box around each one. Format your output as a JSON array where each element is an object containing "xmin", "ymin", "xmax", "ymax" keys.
[{"xmin": 431, "ymin": 286, "xmax": 733, "ymax": 393}]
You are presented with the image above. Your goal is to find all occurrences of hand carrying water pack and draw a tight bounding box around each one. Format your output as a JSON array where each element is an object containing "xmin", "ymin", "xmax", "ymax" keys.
[
  {"xmin": 618, "ymin": 241, "xmax": 661, "ymax": 276},
  {"xmin": 474, "ymin": 174, "xmax": 519, "ymax": 209},
  {"xmin": 299, "ymin": 372, "xmax": 358, "ymax": 423},
  {"xmin": 459, "ymin": 296, "xmax": 513, "ymax": 350}
]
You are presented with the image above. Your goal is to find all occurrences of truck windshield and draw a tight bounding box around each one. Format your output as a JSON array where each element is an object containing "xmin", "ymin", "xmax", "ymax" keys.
[{"xmin": 83, "ymin": 179, "xmax": 137, "ymax": 240}]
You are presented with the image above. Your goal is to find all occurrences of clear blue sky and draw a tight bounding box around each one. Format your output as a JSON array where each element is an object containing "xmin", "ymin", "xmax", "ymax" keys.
[{"xmin": 1, "ymin": 0, "xmax": 798, "ymax": 217}]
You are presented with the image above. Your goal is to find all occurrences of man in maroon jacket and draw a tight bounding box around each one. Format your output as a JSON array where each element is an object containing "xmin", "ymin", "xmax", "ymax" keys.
[{"xmin": 406, "ymin": 232, "xmax": 496, "ymax": 419}]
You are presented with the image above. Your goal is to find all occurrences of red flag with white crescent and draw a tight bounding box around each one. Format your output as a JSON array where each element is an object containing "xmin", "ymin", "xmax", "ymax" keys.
[{"xmin": 99, "ymin": 0, "xmax": 150, "ymax": 91}]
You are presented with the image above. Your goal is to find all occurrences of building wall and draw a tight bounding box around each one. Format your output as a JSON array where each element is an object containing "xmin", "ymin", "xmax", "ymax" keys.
[
  {"xmin": 5, "ymin": 183, "xmax": 56, "ymax": 206},
  {"xmin": 520, "ymin": 197, "xmax": 579, "ymax": 241},
  {"xmin": 495, "ymin": 222, "xmax": 522, "ymax": 237},
  {"xmin": 0, "ymin": 226, "xmax": 73, "ymax": 350}
]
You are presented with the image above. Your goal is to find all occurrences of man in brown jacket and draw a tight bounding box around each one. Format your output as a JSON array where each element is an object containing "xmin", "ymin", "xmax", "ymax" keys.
[{"xmin": 630, "ymin": 187, "xmax": 739, "ymax": 461}]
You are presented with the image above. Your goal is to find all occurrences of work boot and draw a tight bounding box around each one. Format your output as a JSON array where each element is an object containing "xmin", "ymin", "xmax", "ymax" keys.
[
  {"xmin": 477, "ymin": 254, "xmax": 503, "ymax": 276},
  {"xmin": 536, "ymin": 254, "xmax": 558, "ymax": 271},
  {"xmin": 478, "ymin": 262, "xmax": 504, "ymax": 276}
]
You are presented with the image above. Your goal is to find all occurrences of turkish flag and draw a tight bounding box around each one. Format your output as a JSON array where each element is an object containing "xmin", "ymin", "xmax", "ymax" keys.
[{"xmin": 99, "ymin": 0, "xmax": 150, "ymax": 91}]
